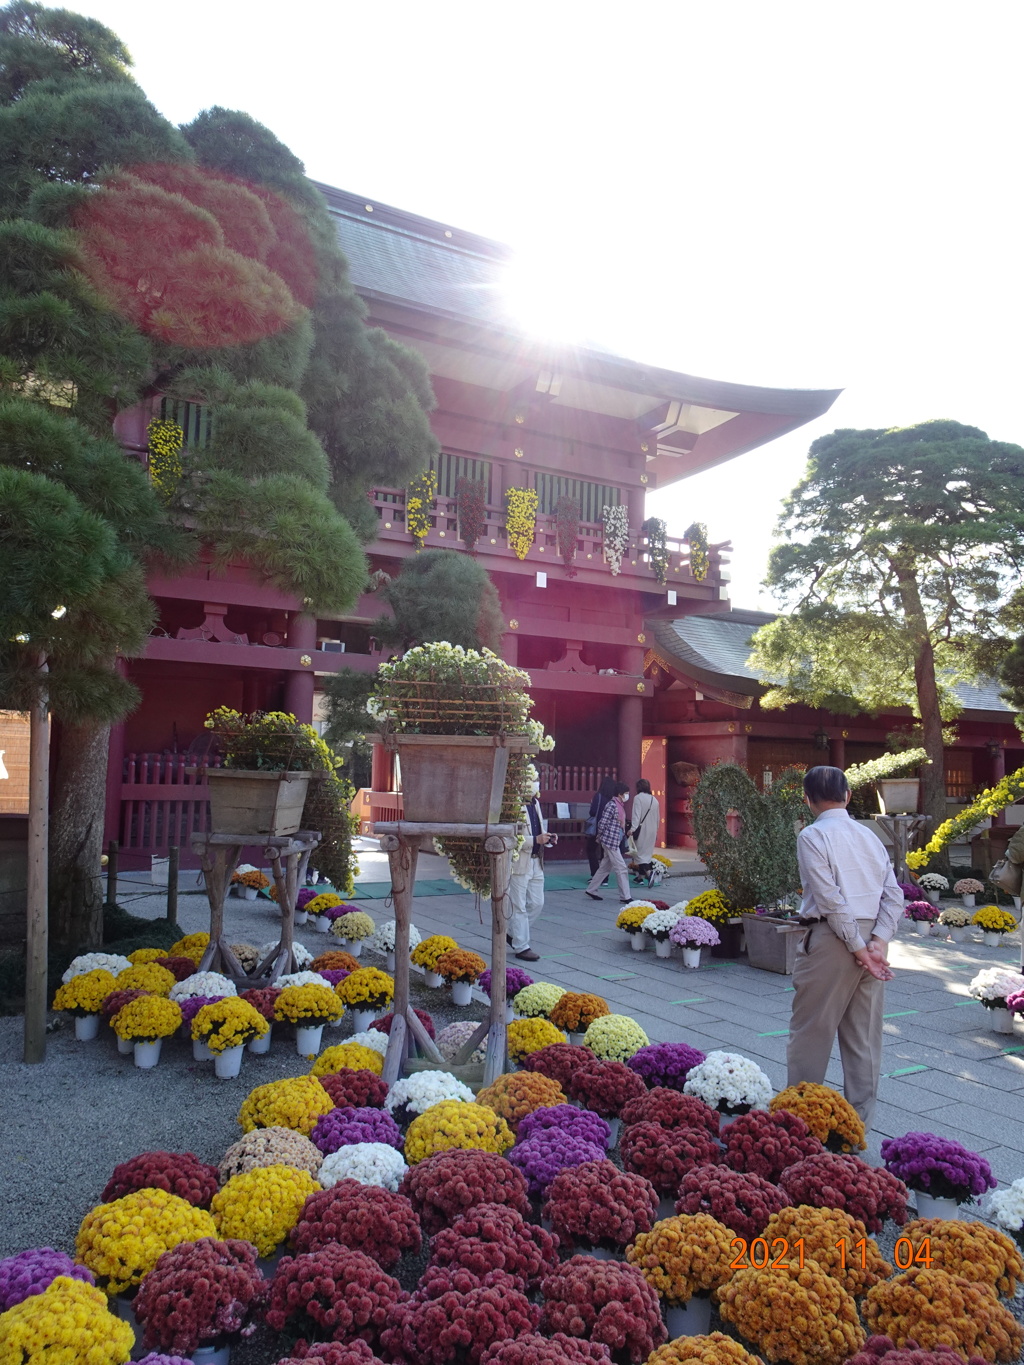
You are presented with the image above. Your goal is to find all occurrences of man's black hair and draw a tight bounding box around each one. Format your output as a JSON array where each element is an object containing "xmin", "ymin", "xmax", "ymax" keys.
[{"xmin": 803, "ymin": 765, "xmax": 850, "ymax": 804}]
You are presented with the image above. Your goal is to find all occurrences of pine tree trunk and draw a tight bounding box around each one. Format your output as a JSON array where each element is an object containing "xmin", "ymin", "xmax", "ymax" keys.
[
  {"xmin": 49, "ymin": 719, "xmax": 110, "ymax": 952},
  {"xmin": 893, "ymin": 562, "xmax": 947, "ymax": 829}
]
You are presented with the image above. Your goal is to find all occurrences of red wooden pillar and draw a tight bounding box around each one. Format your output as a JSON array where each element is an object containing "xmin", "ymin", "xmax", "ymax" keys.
[
  {"xmin": 618, "ymin": 694, "xmax": 643, "ymax": 800},
  {"xmin": 284, "ymin": 613, "xmax": 316, "ymax": 723},
  {"xmin": 991, "ymin": 743, "xmax": 1006, "ymax": 784},
  {"xmin": 830, "ymin": 734, "xmax": 846, "ymax": 770},
  {"xmin": 371, "ymin": 744, "xmax": 392, "ymax": 792}
]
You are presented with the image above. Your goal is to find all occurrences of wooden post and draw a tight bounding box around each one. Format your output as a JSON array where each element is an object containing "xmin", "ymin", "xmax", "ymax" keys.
[
  {"xmin": 106, "ymin": 839, "xmax": 118, "ymax": 906},
  {"xmin": 166, "ymin": 845, "xmax": 179, "ymax": 927},
  {"xmin": 380, "ymin": 831, "xmax": 418, "ymax": 1085},
  {"xmin": 484, "ymin": 833, "xmax": 514, "ymax": 1084},
  {"xmin": 23, "ymin": 681, "xmax": 49, "ymax": 1065}
]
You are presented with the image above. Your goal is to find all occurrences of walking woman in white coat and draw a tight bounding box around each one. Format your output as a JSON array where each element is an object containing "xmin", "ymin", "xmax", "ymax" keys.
[{"xmin": 629, "ymin": 778, "xmax": 660, "ymax": 884}]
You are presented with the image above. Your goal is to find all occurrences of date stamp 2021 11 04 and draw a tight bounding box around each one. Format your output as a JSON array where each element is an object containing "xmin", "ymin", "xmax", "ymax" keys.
[{"xmin": 729, "ymin": 1237, "xmax": 934, "ymax": 1271}]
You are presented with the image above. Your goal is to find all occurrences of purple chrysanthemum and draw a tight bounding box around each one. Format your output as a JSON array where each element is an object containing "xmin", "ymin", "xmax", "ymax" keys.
[
  {"xmin": 881, "ymin": 1132, "xmax": 997, "ymax": 1201},
  {"xmin": 626, "ymin": 1042, "xmax": 706, "ymax": 1090},
  {"xmin": 508, "ymin": 1129, "xmax": 606, "ymax": 1198},
  {"xmin": 516, "ymin": 1104, "xmax": 610, "ymax": 1148},
  {"xmin": 316, "ymin": 968, "xmax": 350, "ymax": 987},
  {"xmin": 178, "ymin": 994, "xmax": 226, "ymax": 1025},
  {"xmin": 0, "ymin": 1249, "xmax": 94, "ymax": 1310},
  {"xmin": 311, "ymin": 1105, "xmax": 403, "ymax": 1154},
  {"xmin": 296, "ymin": 887, "xmax": 319, "ymax": 911},
  {"xmin": 479, "ymin": 966, "xmax": 534, "ymax": 998}
]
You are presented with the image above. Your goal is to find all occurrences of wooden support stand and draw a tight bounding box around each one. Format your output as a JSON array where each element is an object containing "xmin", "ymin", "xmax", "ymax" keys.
[
  {"xmin": 374, "ymin": 820, "xmax": 521, "ymax": 1086},
  {"xmin": 873, "ymin": 814, "xmax": 929, "ymax": 882},
  {"xmin": 191, "ymin": 830, "xmax": 321, "ymax": 984}
]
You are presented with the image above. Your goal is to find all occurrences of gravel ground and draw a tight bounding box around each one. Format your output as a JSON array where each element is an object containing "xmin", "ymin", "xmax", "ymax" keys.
[{"xmin": 4, "ymin": 886, "xmax": 1024, "ymax": 1362}]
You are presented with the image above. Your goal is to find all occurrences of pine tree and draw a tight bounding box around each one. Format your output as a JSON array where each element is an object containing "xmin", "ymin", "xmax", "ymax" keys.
[{"xmin": 0, "ymin": 3, "xmax": 438, "ymax": 949}]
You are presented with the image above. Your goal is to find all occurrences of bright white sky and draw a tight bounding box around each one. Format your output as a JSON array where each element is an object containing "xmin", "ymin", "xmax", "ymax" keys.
[{"xmin": 72, "ymin": 0, "xmax": 1024, "ymax": 606}]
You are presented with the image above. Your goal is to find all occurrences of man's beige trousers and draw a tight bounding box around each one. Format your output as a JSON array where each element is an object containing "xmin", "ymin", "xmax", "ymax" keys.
[{"xmin": 786, "ymin": 918, "xmax": 884, "ymax": 1130}]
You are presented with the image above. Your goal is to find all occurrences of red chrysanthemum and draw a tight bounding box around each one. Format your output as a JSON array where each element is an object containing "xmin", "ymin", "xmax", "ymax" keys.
[
  {"xmin": 289, "ymin": 1181, "xmax": 421, "ymax": 1269},
  {"xmin": 398, "ymin": 1149, "xmax": 530, "ymax": 1236},
  {"xmin": 101, "ymin": 1151, "xmax": 219, "ymax": 1208}
]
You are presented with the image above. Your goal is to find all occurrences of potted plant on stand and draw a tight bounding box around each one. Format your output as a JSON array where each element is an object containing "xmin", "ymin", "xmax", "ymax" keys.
[
  {"xmin": 881, "ymin": 1131, "xmax": 997, "ymax": 1220},
  {"xmin": 740, "ymin": 904, "xmax": 805, "ymax": 974},
  {"xmin": 938, "ymin": 906, "xmax": 971, "ymax": 942},
  {"xmin": 968, "ymin": 966, "xmax": 1024, "ymax": 1033},
  {"xmin": 904, "ymin": 900, "xmax": 939, "ymax": 935},
  {"xmin": 972, "ymin": 905, "xmax": 1019, "ymax": 946},
  {"xmin": 435, "ymin": 948, "xmax": 486, "ymax": 1006},
  {"xmin": 626, "ymin": 1212, "xmax": 736, "ymax": 1338},
  {"xmin": 200, "ymin": 708, "xmax": 315, "ymax": 837},
  {"xmin": 668, "ymin": 915, "xmax": 720, "ymax": 968},
  {"xmin": 335, "ymin": 967, "xmax": 395, "ymax": 1032}
]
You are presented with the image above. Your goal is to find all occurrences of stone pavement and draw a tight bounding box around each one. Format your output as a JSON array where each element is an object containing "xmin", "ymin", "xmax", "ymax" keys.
[{"xmin": 132, "ymin": 838, "xmax": 1024, "ymax": 1188}]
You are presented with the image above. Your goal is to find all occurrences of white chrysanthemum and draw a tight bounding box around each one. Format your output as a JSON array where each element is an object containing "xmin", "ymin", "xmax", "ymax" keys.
[
  {"xmin": 259, "ymin": 940, "xmax": 313, "ymax": 969},
  {"xmin": 349, "ymin": 1029, "xmax": 390, "ymax": 1057},
  {"xmin": 683, "ymin": 1051, "xmax": 773, "ymax": 1112},
  {"xmin": 986, "ymin": 1180, "xmax": 1024, "ymax": 1233},
  {"xmin": 641, "ymin": 907, "xmax": 686, "ymax": 939},
  {"xmin": 61, "ymin": 952, "xmax": 132, "ymax": 983},
  {"xmin": 436, "ymin": 1021, "xmax": 487, "ymax": 1064},
  {"xmin": 968, "ymin": 968, "xmax": 1024, "ymax": 1002},
  {"xmin": 276, "ymin": 971, "xmax": 333, "ymax": 990},
  {"xmin": 622, "ymin": 900, "xmax": 657, "ymax": 914},
  {"xmin": 384, "ymin": 1070, "xmax": 475, "ymax": 1115},
  {"xmin": 318, "ymin": 1142, "xmax": 408, "ymax": 1191},
  {"xmin": 169, "ymin": 971, "xmax": 237, "ymax": 1001},
  {"xmin": 370, "ymin": 920, "xmax": 422, "ymax": 954},
  {"xmin": 235, "ymin": 863, "xmax": 258, "ymax": 875},
  {"xmin": 917, "ymin": 873, "xmax": 949, "ymax": 891},
  {"xmin": 668, "ymin": 901, "xmax": 690, "ymax": 915}
]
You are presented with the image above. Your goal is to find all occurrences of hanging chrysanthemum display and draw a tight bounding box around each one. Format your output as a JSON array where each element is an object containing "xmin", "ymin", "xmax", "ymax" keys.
[
  {"xmin": 456, "ymin": 476, "xmax": 488, "ymax": 550},
  {"xmin": 406, "ymin": 470, "xmax": 437, "ymax": 548},
  {"xmin": 505, "ymin": 486, "xmax": 538, "ymax": 559},
  {"xmin": 602, "ymin": 503, "xmax": 629, "ymax": 575},
  {"xmin": 685, "ymin": 521, "xmax": 710, "ymax": 581},
  {"xmin": 146, "ymin": 419, "xmax": 184, "ymax": 501},
  {"xmin": 554, "ymin": 495, "xmax": 580, "ymax": 576},
  {"xmin": 642, "ymin": 516, "xmax": 669, "ymax": 586}
]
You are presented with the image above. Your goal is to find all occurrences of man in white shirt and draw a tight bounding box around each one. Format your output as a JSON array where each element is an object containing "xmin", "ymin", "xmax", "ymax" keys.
[
  {"xmin": 787, "ymin": 765, "xmax": 901, "ymax": 1129},
  {"xmin": 508, "ymin": 784, "xmax": 554, "ymax": 962}
]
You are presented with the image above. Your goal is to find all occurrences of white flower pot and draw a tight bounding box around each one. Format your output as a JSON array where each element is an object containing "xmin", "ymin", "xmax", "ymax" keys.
[
  {"xmin": 338, "ymin": 937, "xmax": 362, "ymax": 957},
  {"xmin": 214, "ymin": 1044, "xmax": 244, "ymax": 1079},
  {"xmin": 329, "ymin": 1015, "xmax": 345, "ymax": 1028},
  {"xmin": 914, "ymin": 1192, "xmax": 962, "ymax": 1220},
  {"xmin": 314, "ymin": 916, "xmax": 331, "ymax": 933},
  {"xmin": 1015, "ymin": 896, "xmax": 1022, "ymax": 912},
  {"xmin": 296, "ymin": 1024, "xmax": 324, "ymax": 1055},
  {"xmin": 350, "ymin": 1008, "xmax": 376, "ymax": 1033},
  {"xmin": 505, "ymin": 1002, "xmax": 515, "ymax": 1025},
  {"xmin": 984, "ymin": 931, "xmax": 1003, "ymax": 947},
  {"xmin": 295, "ymin": 910, "xmax": 308, "ymax": 925},
  {"xmin": 117, "ymin": 1034, "xmax": 133, "ymax": 1055},
  {"xmin": 134, "ymin": 1040, "xmax": 162, "ymax": 1069},
  {"xmin": 585, "ymin": 1244, "xmax": 620, "ymax": 1260},
  {"xmin": 451, "ymin": 980, "xmax": 473, "ymax": 1006},
  {"xmin": 924, "ymin": 889, "xmax": 941, "ymax": 905},
  {"xmin": 990, "ymin": 1005, "xmax": 1015, "ymax": 1034},
  {"xmin": 664, "ymin": 1296, "xmax": 712, "ymax": 1338},
  {"xmin": 386, "ymin": 951, "xmax": 396, "ymax": 974},
  {"xmin": 193, "ymin": 1039, "xmax": 214, "ymax": 1061},
  {"xmin": 75, "ymin": 1013, "xmax": 100, "ymax": 1041},
  {"xmin": 914, "ymin": 920, "xmax": 932, "ymax": 936},
  {"xmin": 248, "ymin": 1027, "xmax": 271, "ymax": 1054},
  {"xmin": 569, "ymin": 1031, "xmax": 586, "ymax": 1046},
  {"xmin": 949, "ymin": 925, "xmax": 968, "ymax": 943},
  {"xmin": 605, "ymin": 1117, "xmax": 621, "ymax": 1147},
  {"xmin": 192, "ymin": 1344, "xmax": 231, "ymax": 1365},
  {"xmin": 629, "ymin": 933, "xmax": 645, "ymax": 952},
  {"xmin": 682, "ymin": 947, "xmax": 702, "ymax": 969},
  {"xmin": 424, "ymin": 970, "xmax": 443, "ymax": 988},
  {"xmin": 654, "ymin": 938, "xmax": 673, "ymax": 959},
  {"xmin": 242, "ymin": 886, "xmax": 258, "ymax": 901},
  {"xmin": 961, "ymin": 894, "xmax": 976, "ymax": 908}
]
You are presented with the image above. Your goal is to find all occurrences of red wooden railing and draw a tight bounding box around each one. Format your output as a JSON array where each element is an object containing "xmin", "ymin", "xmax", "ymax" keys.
[
  {"xmin": 119, "ymin": 751, "xmax": 220, "ymax": 858},
  {"xmin": 536, "ymin": 763, "xmax": 617, "ymax": 797}
]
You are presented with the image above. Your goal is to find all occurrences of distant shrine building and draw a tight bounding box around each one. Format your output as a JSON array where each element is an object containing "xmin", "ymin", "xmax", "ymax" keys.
[{"xmin": 31, "ymin": 185, "xmax": 1015, "ymax": 867}]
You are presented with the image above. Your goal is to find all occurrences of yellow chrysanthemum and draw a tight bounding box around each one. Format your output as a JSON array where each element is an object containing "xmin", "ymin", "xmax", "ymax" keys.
[
  {"xmin": 52, "ymin": 969, "xmax": 117, "ymax": 1015},
  {"xmin": 114, "ymin": 963, "xmax": 176, "ymax": 996},
  {"xmin": 112, "ymin": 995, "xmax": 183, "ymax": 1042},
  {"xmin": 273, "ymin": 983, "xmax": 344, "ymax": 1024},
  {"xmin": 411, "ymin": 935, "xmax": 459, "ymax": 971},
  {"xmin": 128, "ymin": 947, "xmax": 169, "ymax": 966},
  {"xmin": 0, "ymin": 1276, "xmax": 133, "ymax": 1365},
  {"xmin": 237, "ymin": 1075, "xmax": 334, "ymax": 1135},
  {"xmin": 76, "ymin": 1189, "xmax": 216, "ymax": 1294},
  {"xmin": 334, "ymin": 967, "xmax": 394, "ymax": 1010},
  {"xmin": 310, "ymin": 1042, "xmax": 385, "ymax": 1077},
  {"xmin": 211, "ymin": 1164, "xmax": 320, "ymax": 1256},
  {"xmin": 507, "ymin": 1017, "xmax": 567, "ymax": 1061},
  {"xmin": 404, "ymin": 1100, "xmax": 514, "ymax": 1163},
  {"xmin": 168, "ymin": 932, "xmax": 210, "ymax": 965}
]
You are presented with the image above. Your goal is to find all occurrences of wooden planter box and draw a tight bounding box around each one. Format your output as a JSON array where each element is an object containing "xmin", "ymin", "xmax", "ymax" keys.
[
  {"xmin": 710, "ymin": 917, "xmax": 744, "ymax": 959},
  {"xmin": 743, "ymin": 913, "xmax": 805, "ymax": 974},
  {"xmin": 205, "ymin": 769, "xmax": 312, "ymax": 836},
  {"xmin": 382, "ymin": 734, "xmax": 534, "ymax": 825},
  {"xmin": 877, "ymin": 779, "xmax": 920, "ymax": 815}
]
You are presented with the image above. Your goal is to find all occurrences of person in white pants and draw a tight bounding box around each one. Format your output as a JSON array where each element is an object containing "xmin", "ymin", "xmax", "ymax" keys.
[{"xmin": 509, "ymin": 787, "xmax": 552, "ymax": 961}]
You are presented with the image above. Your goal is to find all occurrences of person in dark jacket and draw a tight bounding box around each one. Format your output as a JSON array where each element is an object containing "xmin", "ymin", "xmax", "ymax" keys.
[
  {"xmin": 586, "ymin": 776, "xmax": 618, "ymax": 876},
  {"xmin": 585, "ymin": 781, "xmax": 631, "ymax": 901}
]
